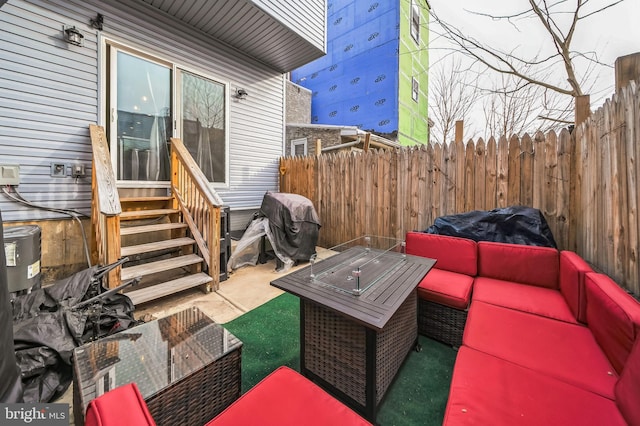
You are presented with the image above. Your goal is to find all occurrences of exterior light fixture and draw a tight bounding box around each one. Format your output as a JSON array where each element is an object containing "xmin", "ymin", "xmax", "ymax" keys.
[
  {"xmin": 234, "ymin": 88, "xmax": 248, "ymax": 100},
  {"xmin": 63, "ymin": 26, "xmax": 84, "ymax": 46}
]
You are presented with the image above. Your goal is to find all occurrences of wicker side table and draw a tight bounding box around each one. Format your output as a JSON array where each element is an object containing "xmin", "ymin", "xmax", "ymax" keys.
[{"xmin": 73, "ymin": 307, "xmax": 242, "ymax": 426}]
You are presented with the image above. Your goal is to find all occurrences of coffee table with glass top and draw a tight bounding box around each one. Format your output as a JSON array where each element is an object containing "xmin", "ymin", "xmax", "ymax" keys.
[
  {"xmin": 271, "ymin": 236, "xmax": 436, "ymax": 422},
  {"xmin": 72, "ymin": 307, "xmax": 242, "ymax": 426}
]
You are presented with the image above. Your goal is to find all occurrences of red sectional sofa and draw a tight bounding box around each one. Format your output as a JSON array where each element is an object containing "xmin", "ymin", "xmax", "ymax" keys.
[{"xmin": 406, "ymin": 231, "xmax": 640, "ymax": 426}]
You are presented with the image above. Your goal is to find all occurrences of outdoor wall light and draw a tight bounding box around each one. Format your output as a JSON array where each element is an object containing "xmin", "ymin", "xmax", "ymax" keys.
[
  {"xmin": 234, "ymin": 88, "xmax": 248, "ymax": 100},
  {"xmin": 63, "ymin": 26, "xmax": 84, "ymax": 46}
]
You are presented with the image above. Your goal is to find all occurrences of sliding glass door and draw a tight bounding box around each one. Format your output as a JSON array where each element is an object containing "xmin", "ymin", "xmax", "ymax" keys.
[
  {"xmin": 107, "ymin": 44, "xmax": 229, "ymax": 186},
  {"xmin": 109, "ymin": 48, "xmax": 172, "ymax": 182},
  {"xmin": 179, "ymin": 70, "xmax": 227, "ymax": 184}
]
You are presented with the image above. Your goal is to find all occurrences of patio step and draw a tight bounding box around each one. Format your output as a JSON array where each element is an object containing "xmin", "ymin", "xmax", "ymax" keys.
[
  {"xmin": 120, "ymin": 208, "xmax": 179, "ymax": 220},
  {"xmin": 126, "ymin": 273, "xmax": 213, "ymax": 305},
  {"xmin": 121, "ymin": 254, "xmax": 204, "ymax": 281},
  {"xmin": 120, "ymin": 196, "xmax": 172, "ymax": 203},
  {"xmin": 121, "ymin": 237, "xmax": 195, "ymax": 257},
  {"xmin": 120, "ymin": 222, "xmax": 188, "ymax": 236}
]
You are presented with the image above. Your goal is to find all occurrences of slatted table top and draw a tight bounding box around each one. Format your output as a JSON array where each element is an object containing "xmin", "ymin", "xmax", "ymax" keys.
[{"xmin": 271, "ymin": 247, "xmax": 435, "ymax": 331}]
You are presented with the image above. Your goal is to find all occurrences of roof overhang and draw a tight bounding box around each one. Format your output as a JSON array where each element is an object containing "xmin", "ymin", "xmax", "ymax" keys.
[{"xmin": 137, "ymin": 0, "xmax": 326, "ymax": 72}]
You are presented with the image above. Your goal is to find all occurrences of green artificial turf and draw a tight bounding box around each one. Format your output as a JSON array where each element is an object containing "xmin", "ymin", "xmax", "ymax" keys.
[{"xmin": 224, "ymin": 293, "xmax": 456, "ymax": 426}]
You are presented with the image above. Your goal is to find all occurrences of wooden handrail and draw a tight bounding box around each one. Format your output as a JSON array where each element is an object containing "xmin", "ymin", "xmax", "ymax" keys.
[
  {"xmin": 170, "ymin": 137, "xmax": 222, "ymax": 291},
  {"xmin": 89, "ymin": 124, "xmax": 122, "ymax": 288}
]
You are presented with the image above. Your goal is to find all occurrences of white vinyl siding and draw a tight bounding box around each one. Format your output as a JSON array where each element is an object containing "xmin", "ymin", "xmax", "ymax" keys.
[
  {"xmin": 0, "ymin": 0, "xmax": 291, "ymax": 221},
  {"xmin": 0, "ymin": 0, "xmax": 97, "ymax": 219}
]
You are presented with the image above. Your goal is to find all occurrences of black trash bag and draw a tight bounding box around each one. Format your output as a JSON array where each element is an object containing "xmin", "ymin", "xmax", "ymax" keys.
[
  {"xmin": 11, "ymin": 266, "xmax": 140, "ymax": 403},
  {"xmin": 425, "ymin": 206, "xmax": 557, "ymax": 248},
  {"xmin": 0, "ymin": 210, "xmax": 24, "ymax": 403},
  {"xmin": 259, "ymin": 191, "xmax": 321, "ymax": 262}
]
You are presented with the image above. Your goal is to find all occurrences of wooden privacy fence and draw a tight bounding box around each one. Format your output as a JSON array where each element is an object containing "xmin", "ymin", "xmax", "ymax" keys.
[{"xmin": 280, "ymin": 81, "xmax": 640, "ymax": 295}]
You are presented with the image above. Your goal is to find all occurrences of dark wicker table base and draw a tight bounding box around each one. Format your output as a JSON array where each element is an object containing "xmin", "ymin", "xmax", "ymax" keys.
[
  {"xmin": 145, "ymin": 349, "xmax": 241, "ymax": 426},
  {"xmin": 302, "ymin": 291, "xmax": 418, "ymax": 420},
  {"xmin": 418, "ymin": 299, "xmax": 468, "ymax": 348}
]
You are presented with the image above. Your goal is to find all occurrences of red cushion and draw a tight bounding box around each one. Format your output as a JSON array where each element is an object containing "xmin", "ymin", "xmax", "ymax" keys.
[
  {"xmin": 585, "ymin": 272, "xmax": 640, "ymax": 374},
  {"xmin": 206, "ymin": 366, "xmax": 371, "ymax": 425},
  {"xmin": 477, "ymin": 241, "xmax": 559, "ymax": 289},
  {"xmin": 463, "ymin": 301, "xmax": 618, "ymax": 399},
  {"xmin": 472, "ymin": 277, "xmax": 577, "ymax": 323},
  {"xmin": 85, "ymin": 383, "xmax": 156, "ymax": 426},
  {"xmin": 559, "ymin": 251, "xmax": 592, "ymax": 323},
  {"xmin": 615, "ymin": 337, "xmax": 640, "ymax": 426},
  {"xmin": 417, "ymin": 269, "xmax": 473, "ymax": 310},
  {"xmin": 405, "ymin": 232, "xmax": 477, "ymax": 276},
  {"xmin": 443, "ymin": 347, "xmax": 626, "ymax": 426}
]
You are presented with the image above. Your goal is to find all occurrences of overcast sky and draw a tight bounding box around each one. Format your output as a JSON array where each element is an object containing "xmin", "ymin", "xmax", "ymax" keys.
[{"xmin": 427, "ymin": 0, "xmax": 640, "ymax": 133}]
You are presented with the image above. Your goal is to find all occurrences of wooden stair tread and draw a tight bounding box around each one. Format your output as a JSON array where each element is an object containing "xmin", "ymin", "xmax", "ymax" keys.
[
  {"xmin": 120, "ymin": 196, "xmax": 172, "ymax": 202},
  {"xmin": 121, "ymin": 237, "xmax": 195, "ymax": 256},
  {"xmin": 126, "ymin": 273, "xmax": 213, "ymax": 305},
  {"xmin": 121, "ymin": 222, "xmax": 188, "ymax": 236},
  {"xmin": 121, "ymin": 254, "xmax": 203, "ymax": 280},
  {"xmin": 120, "ymin": 209, "xmax": 178, "ymax": 219}
]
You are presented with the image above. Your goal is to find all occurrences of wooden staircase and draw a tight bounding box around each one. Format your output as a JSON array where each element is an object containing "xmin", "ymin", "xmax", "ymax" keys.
[
  {"xmin": 90, "ymin": 124, "xmax": 224, "ymax": 306},
  {"xmin": 118, "ymin": 196, "xmax": 213, "ymax": 305}
]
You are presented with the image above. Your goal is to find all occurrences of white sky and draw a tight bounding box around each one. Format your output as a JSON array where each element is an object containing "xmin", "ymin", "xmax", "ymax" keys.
[{"xmin": 428, "ymin": 0, "xmax": 640, "ymax": 132}]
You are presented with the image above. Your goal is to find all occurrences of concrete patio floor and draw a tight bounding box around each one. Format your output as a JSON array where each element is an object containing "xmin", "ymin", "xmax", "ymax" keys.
[{"xmin": 58, "ymin": 256, "xmax": 307, "ymax": 425}]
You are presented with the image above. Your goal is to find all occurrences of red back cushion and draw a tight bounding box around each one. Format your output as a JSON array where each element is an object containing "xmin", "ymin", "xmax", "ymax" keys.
[
  {"xmin": 615, "ymin": 336, "xmax": 640, "ymax": 426},
  {"xmin": 405, "ymin": 232, "xmax": 477, "ymax": 276},
  {"xmin": 85, "ymin": 383, "xmax": 156, "ymax": 426},
  {"xmin": 585, "ymin": 272, "xmax": 640, "ymax": 374},
  {"xmin": 559, "ymin": 251, "xmax": 593, "ymax": 322},
  {"xmin": 477, "ymin": 242, "xmax": 559, "ymax": 289}
]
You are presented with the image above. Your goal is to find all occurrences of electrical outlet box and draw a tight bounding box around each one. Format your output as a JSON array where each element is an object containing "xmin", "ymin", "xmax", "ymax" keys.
[
  {"xmin": 0, "ymin": 164, "xmax": 20, "ymax": 185},
  {"xmin": 72, "ymin": 164, "xmax": 86, "ymax": 178},
  {"xmin": 51, "ymin": 163, "xmax": 66, "ymax": 177}
]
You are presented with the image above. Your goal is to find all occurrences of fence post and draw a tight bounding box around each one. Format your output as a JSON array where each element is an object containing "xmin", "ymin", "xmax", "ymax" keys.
[
  {"xmin": 455, "ymin": 120, "xmax": 464, "ymax": 143},
  {"xmin": 615, "ymin": 52, "xmax": 640, "ymax": 92},
  {"xmin": 575, "ymin": 95, "xmax": 591, "ymax": 127},
  {"xmin": 315, "ymin": 138, "xmax": 322, "ymax": 157}
]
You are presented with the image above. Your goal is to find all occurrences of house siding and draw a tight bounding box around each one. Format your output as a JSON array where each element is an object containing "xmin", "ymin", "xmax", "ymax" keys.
[
  {"xmin": 251, "ymin": 0, "xmax": 327, "ymax": 51},
  {"xmin": 0, "ymin": 0, "xmax": 98, "ymax": 219},
  {"xmin": 0, "ymin": 0, "xmax": 288, "ymax": 222}
]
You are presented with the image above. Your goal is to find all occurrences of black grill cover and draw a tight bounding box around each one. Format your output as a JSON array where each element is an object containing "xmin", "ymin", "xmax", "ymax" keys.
[
  {"xmin": 425, "ymin": 206, "xmax": 557, "ymax": 248},
  {"xmin": 259, "ymin": 192, "xmax": 320, "ymax": 261}
]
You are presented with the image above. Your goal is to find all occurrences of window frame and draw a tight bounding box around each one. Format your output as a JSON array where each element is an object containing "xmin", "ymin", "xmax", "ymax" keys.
[
  {"xmin": 412, "ymin": 77, "xmax": 419, "ymax": 102},
  {"xmin": 410, "ymin": 0, "xmax": 421, "ymax": 44},
  {"xmin": 291, "ymin": 138, "xmax": 308, "ymax": 156},
  {"xmin": 103, "ymin": 38, "xmax": 230, "ymax": 188}
]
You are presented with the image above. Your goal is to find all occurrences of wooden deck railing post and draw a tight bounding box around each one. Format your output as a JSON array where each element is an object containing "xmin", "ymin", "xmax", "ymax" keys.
[
  {"xmin": 89, "ymin": 124, "xmax": 122, "ymax": 289},
  {"xmin": 169, "ymin": 138, "xmax": 223, "ymax": 292}
]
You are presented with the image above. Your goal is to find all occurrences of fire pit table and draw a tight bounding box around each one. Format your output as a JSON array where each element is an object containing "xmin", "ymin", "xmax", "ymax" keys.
[{"xmin": 271, "ymin": 236, "xmax": 435, "ymax": 422}]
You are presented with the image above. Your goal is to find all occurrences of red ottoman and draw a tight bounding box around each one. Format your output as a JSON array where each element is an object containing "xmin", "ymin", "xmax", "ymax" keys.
[{"xmin": 206, "ymin": 366, "xmax": 371, "ymax": 426}]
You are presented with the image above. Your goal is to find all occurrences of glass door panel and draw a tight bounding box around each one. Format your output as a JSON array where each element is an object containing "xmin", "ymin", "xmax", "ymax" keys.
[
  {"xmin": 180, "ymin": 71, "xmax": 226, "ymax": 184},
  {"xmin": 114, "ymin": 51, "xmax": 172, "ymax": 181}
]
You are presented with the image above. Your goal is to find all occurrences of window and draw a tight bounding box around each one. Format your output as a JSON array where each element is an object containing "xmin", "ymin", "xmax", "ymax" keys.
[
  {"xmin": 291, "ymin": 138, "xmax": 307, "ymax": 156},
  {"xmin": 412, "ymin": 77, "xmax": 419, "ymax": 102},
  {"xmin": 107, "ymin": 43, "xmax": 229, "ymax": 186},
  {"xmin": 410, "ymin": 0, "xmax": 420, "ymax": 43}
]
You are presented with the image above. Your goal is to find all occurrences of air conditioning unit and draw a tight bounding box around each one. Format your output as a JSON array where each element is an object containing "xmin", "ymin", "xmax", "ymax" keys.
[{"xmin": 4, "ymin": 225, "xmax": 41, "ymax": 294}]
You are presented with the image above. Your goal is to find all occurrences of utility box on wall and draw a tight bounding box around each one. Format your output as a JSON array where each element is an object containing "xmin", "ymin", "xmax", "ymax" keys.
[{"xmin": 3, "ymin": 225, "xmax": 41, "ymax": 294}]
